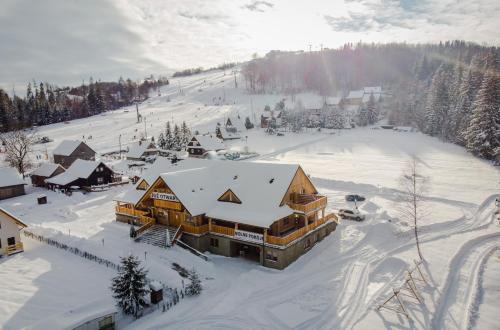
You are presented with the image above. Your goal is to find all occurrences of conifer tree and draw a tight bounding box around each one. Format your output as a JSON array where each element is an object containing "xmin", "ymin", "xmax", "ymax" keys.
[
  {"xmin": 424, "ymin": 66, "xmax": 451, "ymax": 137},
  {"xmin": 173, "ymin": 124, "xmax": 181, "ymax": 150},
  {"xmin": 366, "ymin": 92, "xmax": 378, "ymax": 124},
  {"xmin": 180, "ymin": 121, "xmax": 191, "ymax": 149},
  {"xmin": 357, "ymin": 107, "xmax": 368, "ymax": 126},
  {"xmin": 0, "ymin": 89, "xmax": 11, "ymax": 132},
  {"xmin": 185, "ymin": 269, "xmax": 202, "ymax": 296},
  {"xmin": 111, "ymin": 255, "xmax": 149, "ymax": 318},
  {"xmin": 465, "ymin": 68, "xmax": 500, "ymax": 159},
  {"xmin": 158, "ymin": 132, "xmax": 166, "ymax": 149},
  {"xmin": 164, "ymin": 121, "xmax": 173, "ymax": 150}
]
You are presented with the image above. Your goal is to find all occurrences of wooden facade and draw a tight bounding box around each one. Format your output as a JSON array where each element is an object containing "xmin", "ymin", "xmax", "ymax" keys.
[
  {"xmin": 31, "ymin": 166, "xmax": 65, "ymax": 187},
  {"xmin": 116, "ymin": 165, "xmax": 337, "ymax": 269},
  {"xmin": 53, "ymin": 142, "xmax": 96, "ymax": 168},
  {"xmin": 0, "ymin": 185, "xmax": 26, "ymax": 200}
]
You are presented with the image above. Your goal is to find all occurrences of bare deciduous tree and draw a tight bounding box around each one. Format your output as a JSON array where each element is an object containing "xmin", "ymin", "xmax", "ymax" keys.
[
  {"xmin": 0, "ymin": 130, "xmax": 35, "ymax": 176},
  {"xmin": 397, "ymin": 156, "xmax": 429, "ymax": 261}
]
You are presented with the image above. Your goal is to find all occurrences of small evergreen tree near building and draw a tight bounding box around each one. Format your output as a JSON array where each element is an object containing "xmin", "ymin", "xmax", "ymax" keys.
[
  {"xmin": 185, "ymin": 269, "xmax": 202, "ymax": 296},
  {"xmin": 244, "ymin": 116, "xmax": 254, "ymax": 129},
  {"xmin": 111, "ymin": 255, "xmax": 149, "ymax": 318},
  {"xmin": 366, "ymin": 93, "xmax": 378, "ymax": 124}
]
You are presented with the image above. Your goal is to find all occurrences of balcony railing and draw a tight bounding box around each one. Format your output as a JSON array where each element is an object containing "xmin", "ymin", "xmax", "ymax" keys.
[
  {"xmin": 7, "ymin": 242, "xmax": 24, "ymax": 255},
  {"xmin": 115, "ymin": 206, "xmax": 148, "ymax": 217},
  {"xmin": 211, "ymin": 224, "xmax": 235, "ymax": 237},
  {"xmin": 288, "ymin": 195, "xmax": 327, "ymax": 213},
  {"xmin": 182, "ymin": 223, "xmax": 209, "ymax": 235},
  {"xmin": 266, "ymin": 213, "xmax": 337, "ymax": 246}
]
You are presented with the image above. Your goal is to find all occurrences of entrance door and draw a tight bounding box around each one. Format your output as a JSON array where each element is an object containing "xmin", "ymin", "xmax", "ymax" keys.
[
  {"xmin": 231, "ymin": 242, "xmax": 261, "ymax": 263},
  {"xmin": 7, "ymin": 237, "xmax": 15, "ymax": 246}
]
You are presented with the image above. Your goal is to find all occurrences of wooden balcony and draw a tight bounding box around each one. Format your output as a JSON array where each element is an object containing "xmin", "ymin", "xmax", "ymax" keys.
[
  {"xmin": 288, "ymin": 195, "xmax": 327, "ymax": 213},
  {"xmin": 115, "ymin": 205, "xmax": 148, "ymax": 217},
  {"xmin": 182, "ymin": 223, "xmax": 209, "ymax": 235},
  {"xmin": 266, "ymin": 213, "xmax": 337, "ymax": 246},
  {"xmin": 211, "ymin": 224, "xmax": 235, "ymax": 237},
  {"xmin": 7, "ymin": 242, "xmax": 24, "ymax": 255}
]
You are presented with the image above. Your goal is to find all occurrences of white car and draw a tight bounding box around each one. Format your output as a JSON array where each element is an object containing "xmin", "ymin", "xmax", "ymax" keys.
[{"xmin": 338, "ymin": 209, "xmax": 365, "ymax": 221}]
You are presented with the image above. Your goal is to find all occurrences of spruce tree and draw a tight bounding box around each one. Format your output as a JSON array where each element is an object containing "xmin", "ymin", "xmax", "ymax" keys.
[
  {"xmin": 158, "ymin": 133, "xmax": 166, "ymax": 149},
  {"xmin": 164, "ymin": 121, "xmax": 173, "ymax": 150},
  {"xmin": 0, "ymin": 89, "xmax": 11, "ymax": 132},
  {"xmin": 173, "ymin": 124, "xmax": 181, "ymax": 150},
  {"xmin": 185, "ymin": 269, "xmax": 202, "ymax": 296},
  {"xmin": 357, "ymin": 107, "xmax": 368, "ymax": 126},
  {"xmin": 424, "ymin": 66, "xmax": 451, "ymax": 137},
  {"xmin": 111, "ymin": 255, "xmax": 149, "ymax": 318},
  {"xmin": 366, "ymin": 93, "xmax": 378, "ymax": 124},
  {"xmin": 244, "ymin": 116, "xmax": 254, "ymax": 129},
  {"xmin": 465, "ymin": 68, "xmax": 500, "ymax": 159},
  {"xmin": 180, "ymin": 121, "xmax": 191, "ymax": 149}
]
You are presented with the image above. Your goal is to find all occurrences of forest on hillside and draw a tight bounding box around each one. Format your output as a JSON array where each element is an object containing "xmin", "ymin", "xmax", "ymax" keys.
[
  {"xmin": 0, "ymin": 76, "xmax": 169, "ymax": 132},
  {"xmin": 242, "ymin": 41, "xmax": 500, "ymax": 160}
]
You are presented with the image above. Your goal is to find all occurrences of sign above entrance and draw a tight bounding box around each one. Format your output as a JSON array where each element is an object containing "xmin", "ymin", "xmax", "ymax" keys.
[
  {"xmin": 151, "ymin": 192, "xmax": 179, "ymax": 202},
  {"xmin": 234, "ymin": 229, "xmax": 263, "ymax": 244}
]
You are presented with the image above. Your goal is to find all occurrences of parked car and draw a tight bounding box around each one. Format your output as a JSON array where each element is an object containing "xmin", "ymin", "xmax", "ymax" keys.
[
  {"xmin": 338, "ymin": 209, "xmax": 365, "ymax": 221},
  {"xmin": 345, "ymin": 194, "xmax": 366, "ymax": 202}
]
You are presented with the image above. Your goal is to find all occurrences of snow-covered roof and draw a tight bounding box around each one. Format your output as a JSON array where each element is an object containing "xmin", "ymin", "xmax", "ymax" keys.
[
  {"xmin": 363, "ymin": 86, "xmax": 382, "ymax": 93},
  {"xmin": 52, "ymin": 140, "xmax": 88, "ymax": 156},
  {"xmin": 0, "ymin": 207, "xmax": 28, "ymax": 227},
  {"xmin": 127, "ymin": 141, "xmax": 157, "ymax": 159},
  {"xmin": 219, "ymin": 128, "xmax": 241, "ymax": 140},
  {"xmin": 26, "ymin": 299, "xmax": 116, "ymax": 330},
  {"xmin": 326, "ymin": 97, "xmax": 342, "ymax": 106},
  {"xmin": 191, "ymin": 135, "xmax": 225, "ymax": 151},
  {"xmin": 0, "ymin": 167, "xmax": 26, "ymax": 187},
  {"xmin": 157, "ymin": 161, "xmax": 299, "ymax": 227},
  {"xmin": 114, "ymin": 158, "xmax": 211, "ymax": 204},
  {"xmin": 346, "ymin": 90, "xmax": 364, "ymax": 99},
  {"xmin": 31, "ymin": 163, "xmax": 64, "ymax": 177},
  {"xmin": 46, "ymin": 159, "xmax": 106, "ymax": 186}
]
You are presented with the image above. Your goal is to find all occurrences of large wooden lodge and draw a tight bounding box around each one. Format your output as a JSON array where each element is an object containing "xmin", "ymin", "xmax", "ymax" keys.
[{"xmin": 115, "ymin": 159, "xmax": 337, "ymax": 269}]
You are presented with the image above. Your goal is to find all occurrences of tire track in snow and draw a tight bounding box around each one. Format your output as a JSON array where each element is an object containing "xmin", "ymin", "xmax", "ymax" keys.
[{"xmin": 430, "ymin": 233, "xmax": 500, "ymax": 330}]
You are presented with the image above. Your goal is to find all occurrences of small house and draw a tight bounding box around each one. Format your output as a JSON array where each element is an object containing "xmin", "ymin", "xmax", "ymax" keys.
[
  {"xmin": 345, "ymin": 90, "xmax": 364, "ymax": 106},
  {"xmin": 0, "ymin": 207, "xmax": 27, "ymax": 256},
  {"xmin": 53, "ymin": 140, "xmax": 96, "ymax": 168},
  {"xmin": 126, "ymin": 141, "xmax": 158, "ymax": 161},
  {"xmin": 0, "ymin": 168, "xmax": 26, "ymax": 200},
  {"xmin": 187, "ymin": 135, "xmax": 225, "ymax": 158},
  {"xmin": 46, "ymin": 159, "xmax": 114, "ymax": 190},
  {"xmin": 261, "ymin": 109, "xmax": 282, "ymax": 129},
  {"xmin": 30, "ymin": 163, "xmax": 65, "ymax": 187}
]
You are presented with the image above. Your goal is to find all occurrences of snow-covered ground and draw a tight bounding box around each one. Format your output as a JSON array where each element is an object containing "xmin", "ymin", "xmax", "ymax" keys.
[{"xmin": 1, "ymin": 69, "xmax": 499, "ymax": 329}]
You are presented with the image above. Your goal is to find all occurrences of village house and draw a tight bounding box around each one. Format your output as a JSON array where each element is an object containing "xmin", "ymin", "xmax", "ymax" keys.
[
  {"xmin": 30, "ymin": 163, "xmax": 66, "ymax": 187},
  {"xmin": 0, "ymin": 168, "xmax": 27, "ymax": 200},
  {"xmin": 46, "ymin": 159, "xmax": 115, "ymax": 190},
  {"xmin": 0, "ymin": 207, "xmax": 27, "ymax": 257},
  {"xmin": 114, "ymin": 160, "xmax": 338, "ymax": 269},
  {"xmin": 216, "ymin": 118, "xmax": 242, "ymax": 141},
  {"xmin": 186, "ymin": 135, "xmax": 225, "ymax": 158},
  {"xmin": 126, "ymin": 141, "xmax": 158, "ymax": 161},
  {"xmin": 53, "ymin": 140, "xmax": 96, "ymax": 168},
  {"xmin": 260, "ymin": 108, "xmax": 282, "ymax": 129}
]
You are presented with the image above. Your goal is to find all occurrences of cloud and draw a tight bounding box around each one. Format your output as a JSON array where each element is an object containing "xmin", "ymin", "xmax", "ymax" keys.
[
  {"xmin": 243, "ymin": 1, "xmax": 274, "ymax": 12},
  {"xmin": 0, "ymin": 0, "xmax": 168, "ymax": 91}
]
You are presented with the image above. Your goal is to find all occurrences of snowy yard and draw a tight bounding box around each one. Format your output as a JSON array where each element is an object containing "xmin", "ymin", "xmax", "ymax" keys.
[{"xmin": 0, "ymin": 71, "xmax": 499, "ymax": 329}]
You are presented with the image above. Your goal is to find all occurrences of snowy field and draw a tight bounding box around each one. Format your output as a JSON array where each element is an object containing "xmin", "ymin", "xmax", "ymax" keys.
[{"xmin": 1, "ymin": 70, "xmax": 499, "ymax": 329}]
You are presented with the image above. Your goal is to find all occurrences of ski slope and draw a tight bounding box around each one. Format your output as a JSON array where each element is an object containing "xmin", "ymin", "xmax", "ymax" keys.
[{"xmin": 1, "ymin": 69, "xmax": 499, "ymax": 329}]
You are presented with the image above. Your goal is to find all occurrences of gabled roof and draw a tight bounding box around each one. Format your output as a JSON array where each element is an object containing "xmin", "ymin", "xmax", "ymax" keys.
[
  {"xmin": 31, "ymin": 163, "xmax": 65, "ymax": 177},
  {"xmin": 53, "ymin": 140, "xmax": 94, "ymax": 156},
  {"xmin": 363, "ymin": 86, "xmax": 382, "ymax": 93},
  {"xmin": 218, "ymin": 128, "xmax": 241, "ymax": 140},
  {"xmin": 346, "ymin": 90, "xmax": 364, "ymax": 99},
  {"xmin": 326, "ymin": 96, "xmax": 342, "ymax": 106},
  {"xmin": 0, "ymin": 207, "xmax": 28, "ymax": 227},
  {"xmin": 0, "ymin": 168, "xmax": 26, "ymax": 187},
  {"xmin": 46, "ymin": 159, "xmax": 108, "ymax": 186},
  {"xmin": 191, "ymin": 135, "xmax": 225, "ymax": 151},
  {"xmin": 153, "ymin": 161, "xmax": 299, "ymax": 227},
  {"xmin": 127, "ymin": 141, "xmax": 157, "ymax": 159}
]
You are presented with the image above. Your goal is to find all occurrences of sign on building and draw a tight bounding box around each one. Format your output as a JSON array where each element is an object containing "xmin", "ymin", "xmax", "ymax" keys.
[
  {"xmin": 234, "ymin": 229, "xmax": 264, "ymax": 244},
  {"xmin": 151, "ymin": 192, "xmax": 178, "ymax": 202}
]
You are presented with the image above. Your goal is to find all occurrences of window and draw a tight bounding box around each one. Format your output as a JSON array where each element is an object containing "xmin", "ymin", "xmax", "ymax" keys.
[
  {"xmin": 210, "ymin": 238, "xmax": 219, "ymax": 247},
  {"xmin": 7, "ymin": 237, "xmax": 15, "ymax": 246},
  {"xmin": 266, "ymin": 250, "xmax": 278, "ymax": 262},
  {"xmin": 97, "ymin": 177, "xmax": 104, "ymax": 183},
  {"xmin": 283, "ymin": 218, "xmax": 289, "ymax": 225},
  {"xmin": 98, "ymin": 315, "xmax": 114, "ymax": 330}
]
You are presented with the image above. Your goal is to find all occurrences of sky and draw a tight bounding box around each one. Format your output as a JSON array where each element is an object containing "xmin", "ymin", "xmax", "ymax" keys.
[{"xmin": 1, "ymin": 0, "xmax": 499, "ymax": 91}]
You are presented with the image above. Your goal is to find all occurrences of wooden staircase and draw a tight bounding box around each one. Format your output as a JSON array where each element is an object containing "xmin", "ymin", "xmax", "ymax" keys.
[{"xmin": 135, "ymin": 225, "xmax": 178, "ymax": 248}]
